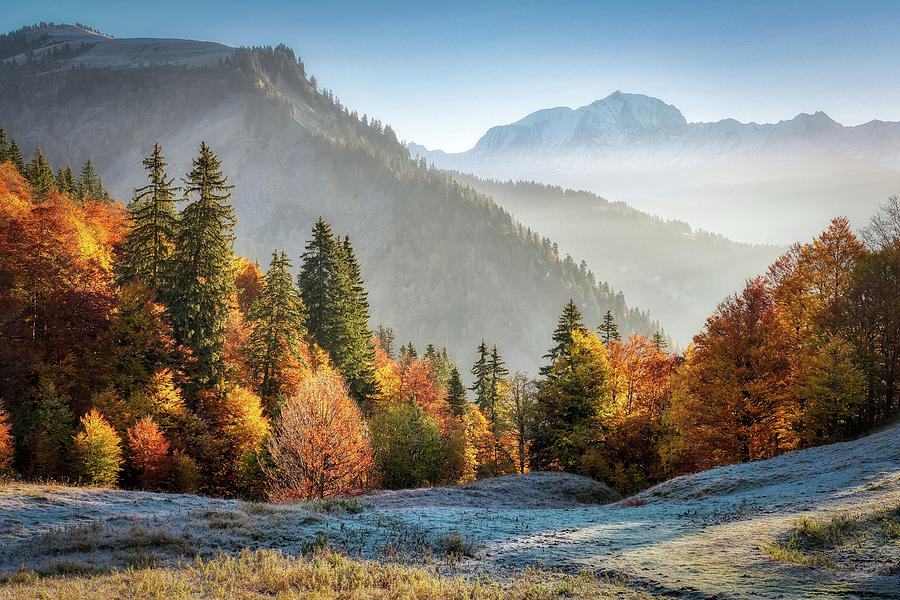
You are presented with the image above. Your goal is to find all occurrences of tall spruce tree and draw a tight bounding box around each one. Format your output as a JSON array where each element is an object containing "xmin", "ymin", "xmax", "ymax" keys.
[
  {"xmin": 25, "ymin": 147, "xmax": 54, "ymax": 200},
  {"xmin": 486, "ymin": 345, "xmax": 510, "ymax": 427},
  {"xmin": 55, "ymin": 165, "xmax": 77, "ymax": 196},
  {"xmin": 0, "ymin": 127, "xmax": 7, "ymax": 163},
  {"xmin": 247, "ymin": 250, "xmax": 306, "ymax": 407},
  {"xmin": 120, "ymin": 143, "xmax": 179, "ymax": 291},
  {"xmin": 470, "ymin": 340, "xmax": 490, "ymax": 410},
  {"xmin": 598, "ymin": 309, "xmax": 621, "ymax": 344},
  {"xmin": 7, "ymin": 139, "xmax": 25, "ymax": 174},
  {"xmin": 168, "ymin": 142, "xmax": 236, "ymax": 388},
  {"xmin": 652, "ymin": 331, "xmax": 668, "ymax": 351},
  {"xmin": 297, "ymin": 218, "xmax": 375, "ymax": 401},
  {"xmin": 376, "ymin": 325, "xmax": 395, "ymax": 359},
  {"xmin": 446, "ymin": 366, "xmax": 467, "ymax": 416},
  {"xmin": 77, "ymin": 159, "xmax": 110, "ymax": 204},
  {"xmin": 540, "ymin": 299, "xmax": 587, "ymax": 375},
  {"xmin": 340, "ymin": 235, "xmax": 376, "ymax": 399}
]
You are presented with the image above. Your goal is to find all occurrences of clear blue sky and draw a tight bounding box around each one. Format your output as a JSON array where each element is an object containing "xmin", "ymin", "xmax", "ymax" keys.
[{"xmin": 6, "ymin": 1, "xmax": 900, "ymax": 151}]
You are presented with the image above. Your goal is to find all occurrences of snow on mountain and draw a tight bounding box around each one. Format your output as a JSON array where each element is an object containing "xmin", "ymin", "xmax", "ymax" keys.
[
  {"xmin": 7, "ymin": 23, "xmax": 233, "ymax": 68},
  {"xmin": 413, "ymin": 92, "xmax": 900, "ymax": 244}
]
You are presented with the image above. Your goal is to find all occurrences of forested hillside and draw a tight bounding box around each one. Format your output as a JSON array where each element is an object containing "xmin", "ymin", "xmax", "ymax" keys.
[
  {"xmin": 446, "ymin": 174, "xmax": 782, "ymax": 345},
  {"xmin": 0, "ymin": 24, "xmax": 659, "ymax": 373}
]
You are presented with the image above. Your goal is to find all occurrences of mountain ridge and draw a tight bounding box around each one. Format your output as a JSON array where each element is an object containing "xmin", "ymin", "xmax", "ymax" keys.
[
  {"xmin": 411, "ymin": 91, "xmax": 900, "ymax": 244},
  {"xmin": 0, "ymin": 23, "xmax": 664, "ymax": 372}
]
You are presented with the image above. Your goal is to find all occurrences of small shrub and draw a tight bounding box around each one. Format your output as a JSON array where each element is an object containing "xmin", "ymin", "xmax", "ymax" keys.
[
  {"xmin": 882, "ymin": 518, "xmax": 900, "ymax": 539},
  {"xmin": 304, "ymin": 497, "xmax": 367, "ymax": 515},
  {"xmin": 792, "ymin": 515, "xmax": 861, "ymax": 547},
  {"xmin": 71, "ymin": 410, "xmax": 123, "ymax": 486},
  {"xmin": 173, "ymin": 451, "xmax": 201, "ymax": 493},
  {"xmin": 435, "ymin": 530, "xmax": 478, "ymax": 558}
]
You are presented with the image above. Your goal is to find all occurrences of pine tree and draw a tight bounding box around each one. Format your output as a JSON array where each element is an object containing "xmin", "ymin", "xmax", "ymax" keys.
[
  {"xmin": 400, "ymin": 341, "xmax": 418, "ymax": 360},
  {"xmin": 7, "ymin": 139, "xmax": 25, "ymax": 174},
  {"xmin": 0, "ymin": 127, "xmax": 7, "ymax": 164},
  {"xmin": 485, "ymin": 345, "xmax": 510, "ymax": 426},
  {"xmin": 652, "ymin": 331, "xmax": 667, "ymax": 351},
  {"xmin": 340, "ymin": 236, "xmax": 376, "ymax": 400},
  {"xmin": 25, "ymin": 147, "xmax": 54, "ymax": 200},
  {"xmin": 446, "ymin": 366, "xmax": 467, "ymax": 416},
  {"xmin": 168, "ymin": 142, "xmax": 236, "ymax": 388},
  {"xmin": 55, "ymin": 164, "xmax": 76, "ymax": 196},
  {"xmin": 427, "ymin": 346, "xmax": 453, "ymax": 388},
  {"xmin": 470, "ymin": 340, "xmax": 490, "ymax": 409},
  {"xmin": 540, "ymin": 299, "xmax": 587, "ymax": 375},
  {"xmin": 598, "ymin": 310, "xmax": 621, "ymax": 344},
  {"xmin": 297, "ymin": 218, "xmax": 375, "ymax": 401},
  {"xmin": 376, "ymin": 325, "xmax": 395, "ymax": 359},
  {"xmin": 120, "ymin": 143, "xmax": 179, "ymax": 291},
  {"xmin": 247, "ymin": 250, "xmax": 306, "ymax": 407},
  {"xmin": 77, "ymin": 159, "xmax": 110, "ymax": 203}
]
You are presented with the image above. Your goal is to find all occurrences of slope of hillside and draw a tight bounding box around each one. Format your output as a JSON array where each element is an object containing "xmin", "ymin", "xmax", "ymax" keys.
[
  {"xmin": 2, "ymin": 423, "xmax": 898, "ymax": 598},
  {"xmin": 449, "ymin": 175, "xmax": 782, "ymax": 345},
  {"xmin": 413, "ymin": 91, "xmax": 900, "ymax": 244},
  {"xmin": 0, "ymin": 24, "xmax": 661, "ymax": 373}
]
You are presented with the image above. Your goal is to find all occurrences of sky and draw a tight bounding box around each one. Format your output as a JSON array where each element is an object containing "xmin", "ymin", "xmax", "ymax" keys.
[{"xmin": 6, "ymin": 1, "xmax": 900, "ymax": 152}]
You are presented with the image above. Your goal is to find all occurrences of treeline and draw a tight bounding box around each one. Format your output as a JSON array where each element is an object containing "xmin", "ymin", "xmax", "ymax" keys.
[
  {"xmin": 0, "ymin": 139, "xmax": 551, "ymax": 498},
  {"xmin": 1, "ymin": 137, "xmax": 897, "ymax": 498},
  {"xmin": 0, "ymin": 127, "xmax": 111, "ymax": 203}
]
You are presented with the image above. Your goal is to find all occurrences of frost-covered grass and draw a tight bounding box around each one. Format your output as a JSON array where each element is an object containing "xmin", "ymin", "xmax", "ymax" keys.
[
  {"xmin": 0, "ymin": 548, "xmax": 669, "ymax": 600},
  {"xmin": 763, "ymin": 503, "xmax": 900, "ymax": 573},
  {"xmin": 2, "ymin": 423, "xmax": 900, "ymax": 599}
]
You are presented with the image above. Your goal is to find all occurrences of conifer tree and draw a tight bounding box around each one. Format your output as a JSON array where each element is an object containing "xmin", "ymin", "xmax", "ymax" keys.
[
  {"xmin": 169, "ymin": 142, "xmax": 236, "ymax": 388},
  {"xmin": 401, "ymin": 341, "xmax": 418, "ymax": 360},
  {"xmin": 485, "ymin": 345, "xmax": 510, "ymax": 426},
  {"xmin": 247, "ymin": 250, "xmax": 306, "ymax": 407},
  {"xmin": 652, "ymin": 331, "xmax": 667, "ymax": 351},
  {"xmin": 0, "ymin": 127, "xmax": 7, "ymax": 163},
  {"xmin": 376, "ymin": 325, "xmax": 396, "ymax": 359},
  {"xmin": 55, "ymin": 165, "xmax": 77, "ymax": 196},
  {"xmin": 25, "ymin": 147, "xmax": 54, "ymax": 200},
  {"xmin": 446, "ymin": 366, "xmax": 467, "ymax": 416},
  {"xmin": 120, "ymin": 143, "xmax": 179, "ymax": 291},
  {"xmin": 77, "ymin": 159, "xmax": 110, "ymax": 203},
  {"xmin": 340, "ymin": 236, "xmax": 376, "ymax": 399},
  {"xmin": 297, "ymin": 219, "xmax": 375, "ymax": 401},
  {"xmin": 540, "ymin": 299, "xmax": 587, "ymax": 375},
  {"xmin": 7, "ymin": 139, "xmax": 25, "ymax": 174},
  {"xmin": 598, "ymin": 309, "xmax": 621, "ymax": 344},
  {"xmin": 470, "ymin": 340, "xmax": 490, "ymax": 409}
]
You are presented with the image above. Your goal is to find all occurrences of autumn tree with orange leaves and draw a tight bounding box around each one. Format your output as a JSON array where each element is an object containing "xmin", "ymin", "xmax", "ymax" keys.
[
  {"xmin": 127, "ymin": 416, "xmax": 174, "ymax": 490},
  {"xmin": 264, "ymin": 372, "xmax": 372, "ymax": 499}
]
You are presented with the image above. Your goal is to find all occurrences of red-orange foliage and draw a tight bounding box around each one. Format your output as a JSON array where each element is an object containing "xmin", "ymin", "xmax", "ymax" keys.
[
  {"xmin": 399, "ymin": 357, "xmax": 449, "ymax": 430},
  {"xmin": 669, "ymin": 276, "xmax": 799, "ymax": 470},
  {"xmin": 0, "ymin": 164, "xmax": 125, "ymax": 402},
  {"xmin": 233, "ymin": 257, "xmax": 263, "ymax": 316},
  {"xmin": 126, "ymin": 416, "xmax": 173, "ymax": 490},
  {"xmin": 265, "ymin": 372, "xmax": 372, "ymax": 500},
  {"xmin": 0, "ymin": 403, "xmax": 13, "ymax": 474}
]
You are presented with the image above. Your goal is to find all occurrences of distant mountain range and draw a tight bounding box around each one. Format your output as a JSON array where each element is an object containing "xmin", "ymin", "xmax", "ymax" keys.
[{"xmin": 411, "ymin": 91, "xmax": 900, "ymax": 244}]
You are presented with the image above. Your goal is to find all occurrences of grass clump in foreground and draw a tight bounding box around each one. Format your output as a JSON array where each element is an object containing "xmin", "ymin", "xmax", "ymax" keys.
[
  {"xmin": 763, "ymin": 506, "xmax": 900, "ymax": 569},
  {"xmin": 0, "ymin": 548, "xmax": 668, "ymax": 599}
]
